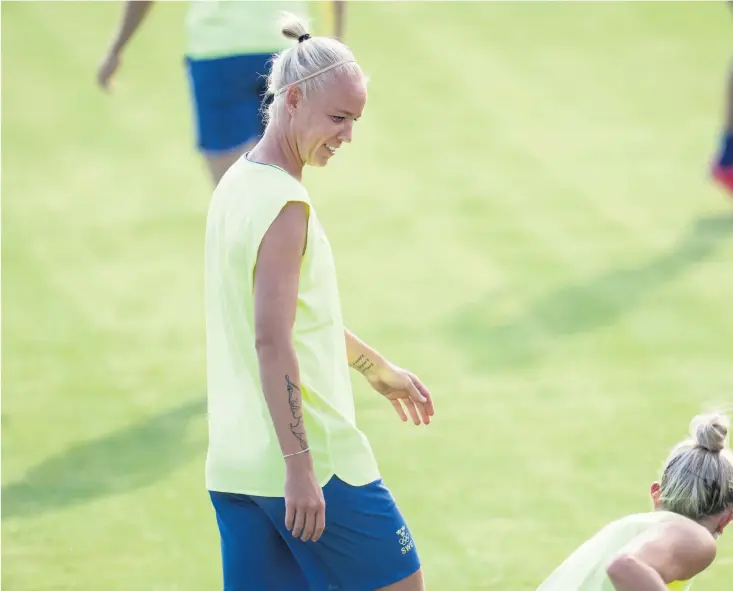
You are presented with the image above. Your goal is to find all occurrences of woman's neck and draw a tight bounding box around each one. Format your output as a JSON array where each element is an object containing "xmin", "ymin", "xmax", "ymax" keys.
[
  {"xmin": 248, "ymin": 125, "xmax": 304, "ymax": 181},
  {"xmin": 697, "ymin": 514, "xmax": 723, "ymax": 538}
]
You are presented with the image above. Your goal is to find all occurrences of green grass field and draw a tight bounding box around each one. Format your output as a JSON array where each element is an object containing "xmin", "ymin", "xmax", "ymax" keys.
[{"xmin": 3, "ymin": 1, "xmax": 733, "ymax": 589}]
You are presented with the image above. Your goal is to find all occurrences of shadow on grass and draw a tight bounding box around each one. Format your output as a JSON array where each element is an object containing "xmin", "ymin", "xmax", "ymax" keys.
[
  {"xmin": 2, "ymin": 398, "xmax": 206, "ymax": 520},
  {"xmin": 443, "ymin": 214, "xmax": 733, "ymax": 372}
]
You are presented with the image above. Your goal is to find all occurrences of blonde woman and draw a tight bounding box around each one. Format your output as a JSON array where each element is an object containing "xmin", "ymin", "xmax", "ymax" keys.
[
  {"xmin": 537, "ymin": 413, "xmax": 733, "ymax": 590},
  {"xmin": 203, "ymin": 12, "xmax": 433, "ymax": 591}
]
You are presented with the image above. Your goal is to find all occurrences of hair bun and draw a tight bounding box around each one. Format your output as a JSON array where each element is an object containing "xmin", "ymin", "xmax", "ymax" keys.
[
  {"xmin": 691, "ymin": 413, "xmax": 729, "ymax": 453},
  {"xmin": 279, "ymin": 12, "xmax": 310, "ymax": 43}
]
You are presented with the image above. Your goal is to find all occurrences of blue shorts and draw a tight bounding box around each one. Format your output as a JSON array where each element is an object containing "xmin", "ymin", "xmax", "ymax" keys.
[
  {"xmin": 184, "ymin": 53, "xmax": 274, "ymax": 154},
  {"xmin": 209, "ymin": 476, "xmax": 421, "ymax": 591}
]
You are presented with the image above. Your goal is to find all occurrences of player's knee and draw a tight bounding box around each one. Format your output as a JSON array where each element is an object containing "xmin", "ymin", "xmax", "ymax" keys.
[{"xmin": 377, "ymin": 568, "xmax": 425, "ymax": 591}]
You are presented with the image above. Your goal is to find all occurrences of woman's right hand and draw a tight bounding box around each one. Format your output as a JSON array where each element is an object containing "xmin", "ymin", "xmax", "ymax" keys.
[{"xmin": 284, "ymin": 453, "xmax": 326, "ymax": 542}]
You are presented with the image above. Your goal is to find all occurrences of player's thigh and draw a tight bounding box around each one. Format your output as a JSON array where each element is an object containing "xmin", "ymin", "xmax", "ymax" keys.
[
  {"xmin": 255, "ymin": 476, "xmax": 422, "ymax": 591},
  {"xmin": 209, "ymin": 490, "xmax": 309, "ymax": 591},
  {"xmin": 318, "ymin": 476, "xmax": 422, "ymax": 590}
]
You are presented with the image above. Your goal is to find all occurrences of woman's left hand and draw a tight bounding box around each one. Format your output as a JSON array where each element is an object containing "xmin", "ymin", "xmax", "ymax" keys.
[{"xmin": 366, "ymin": 364, "xmax": 435, "ymax": 425}]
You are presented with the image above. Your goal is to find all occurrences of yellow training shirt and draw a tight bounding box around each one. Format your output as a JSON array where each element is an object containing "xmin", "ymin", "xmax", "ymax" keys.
[{"xmin": 204, "ymin": 155, "xmax": 380, "ymax": 496}]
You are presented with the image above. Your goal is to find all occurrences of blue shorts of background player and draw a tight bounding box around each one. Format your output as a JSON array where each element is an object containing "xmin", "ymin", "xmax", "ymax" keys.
[
  {"xmin": 185, "ymin": 53, "xmax": 273, "ymax": 185},
  {"xmin": 209, "ymin": 476, "xmax": 422, "ymax": 591}
]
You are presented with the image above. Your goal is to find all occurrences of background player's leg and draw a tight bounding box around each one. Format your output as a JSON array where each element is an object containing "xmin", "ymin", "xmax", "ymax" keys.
[
  {"xmin": 204, "ymin": 145, "xmax": 251, "ymax": 186},
  {"xmin": 204, "ymin": 51, "xmax": 278, "ymax": 185},
  {"xmin": 716, "ymin": 59, "xmax": 733, "ymax": 163},
  {"xmin": 711, "ymin": 6, "xmax": 733, "ymax": 194},
  {"xmin": 712, "ymin": 61, "xmax": 733, "ymax": 195},
  {"xmin": 186, "ymin": 54, "xmax": 269, "ymax": 188}
]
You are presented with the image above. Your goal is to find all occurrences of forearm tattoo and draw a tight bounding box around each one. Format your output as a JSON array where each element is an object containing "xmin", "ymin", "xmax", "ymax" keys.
[
  {"xmin": 285, "ymin": 375, "xmax": 308, "ymax": 450},
  {"xmin": 350, "ymin": 354, "xmax": 375, "ymax": 375}
]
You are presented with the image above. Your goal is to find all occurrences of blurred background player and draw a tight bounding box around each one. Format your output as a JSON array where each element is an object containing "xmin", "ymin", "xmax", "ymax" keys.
[
  {"xmin": 711, "ymin": 3, "xmax": 733, "ymax": 196},
  {"xmin": 536, "ymin": 412, "xmax": 733, "ymax": 591},
  {"xmin": 711, "ymin": 62, "xmax": 733, "ymax": 196},
  {"xmin": 97, "ymin": 0, "xmax": 346, "ymax": 186}
]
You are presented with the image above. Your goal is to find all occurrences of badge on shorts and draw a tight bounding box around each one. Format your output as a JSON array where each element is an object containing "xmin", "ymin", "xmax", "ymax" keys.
[{"xmin": 396, "ymin": 525, "xmax": 415, "ymax": 555}]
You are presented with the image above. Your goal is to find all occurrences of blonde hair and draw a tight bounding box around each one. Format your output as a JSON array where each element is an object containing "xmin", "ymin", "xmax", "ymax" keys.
[
  {"xmin": 659, "ymin": 413, "xmax": 733, "ymax": 519},
  {"xmin": 263, "ymin": 12, "xmax": 364, "ymax": 124}
]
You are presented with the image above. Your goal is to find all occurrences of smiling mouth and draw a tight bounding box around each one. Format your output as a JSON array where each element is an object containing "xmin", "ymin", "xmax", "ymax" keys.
[{"xmin": 324, "ymin": 144, "xmax": 337, "ymax": 155}]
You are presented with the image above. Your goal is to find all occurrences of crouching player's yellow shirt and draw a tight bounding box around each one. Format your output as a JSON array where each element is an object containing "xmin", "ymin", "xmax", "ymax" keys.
[{"xmin": 536, "ymin": 512, "xmax": 693, "ymax": 591}]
